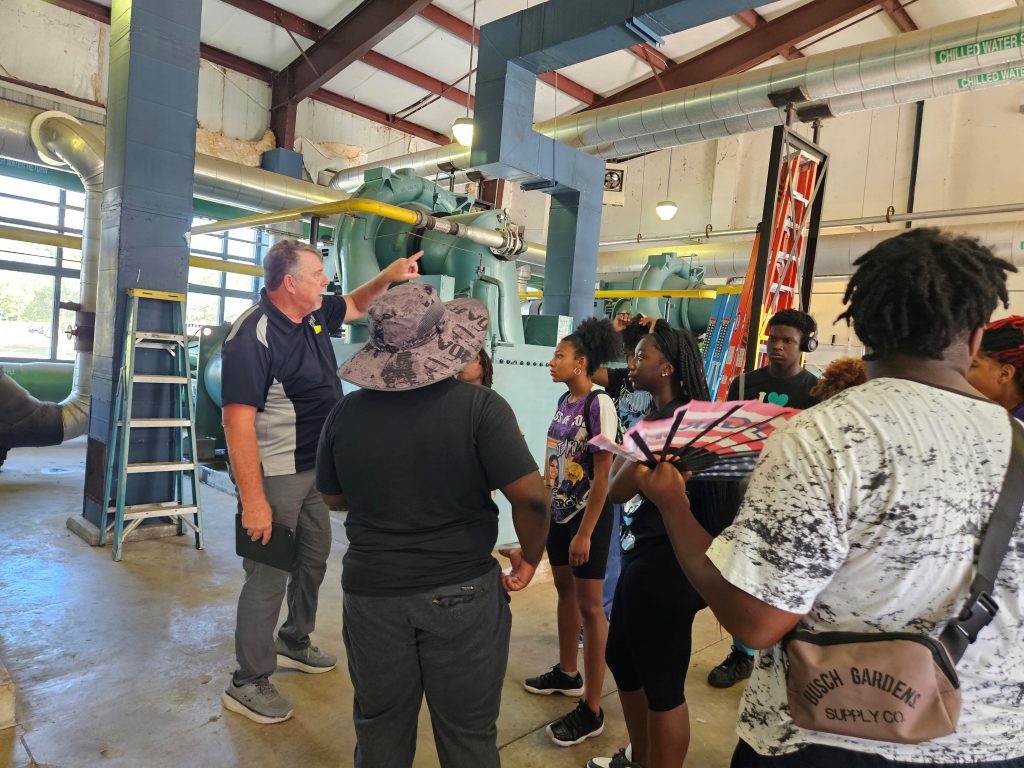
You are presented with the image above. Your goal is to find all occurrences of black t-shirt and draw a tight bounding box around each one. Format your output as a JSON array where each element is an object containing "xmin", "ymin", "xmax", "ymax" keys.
[
  {"xmin": 315, "ymin": 378, "xmax": 538, "ymax": 596},
  {"xmin": 605, "ymin": 367, "xmax": 653, "ymax": 432},
  {"xmin": 623, "ymin": 398, "xmax": 742, "ymax": 560},
  {"xmin": 221, "ymin": 290, "xmax": 346, "ymax": 475},
  {"xmin": 726, "ymin": 366, "xmax": 818, "ymax": 409}
]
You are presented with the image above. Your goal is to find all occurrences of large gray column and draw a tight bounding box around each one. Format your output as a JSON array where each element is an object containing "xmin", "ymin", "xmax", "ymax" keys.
[{"xmin": 82, "ymin": 0, "xmax": 202, "ymax": 526}]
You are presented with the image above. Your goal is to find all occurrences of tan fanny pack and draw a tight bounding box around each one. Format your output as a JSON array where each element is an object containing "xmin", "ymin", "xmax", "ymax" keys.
[{"xmin": 784, "ymin": 416, "xmax": 1024, "ymax": 744}]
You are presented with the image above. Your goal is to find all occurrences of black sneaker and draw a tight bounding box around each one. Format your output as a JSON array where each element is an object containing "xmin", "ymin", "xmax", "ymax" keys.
[
  {"xmin": 707, "ymin": 645, "xmax": 754, "ymax": 688},
  {"xmin": 547, "ymin": 700, "xmax": 604, "ymax": 747},
  {"xmin": 587, "ymin": 745, "xmax": 639, "ymax": 768},
  {"xmin": 523, "ymin": 663, "xmax": 584, "ymax": 696}
]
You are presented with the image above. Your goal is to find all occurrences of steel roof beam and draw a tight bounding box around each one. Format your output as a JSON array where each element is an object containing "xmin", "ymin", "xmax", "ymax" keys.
[
  {"xmin": 218, "ymin": 0, "xmax": 472, "ymax": 107},
  {"xmin": 590, "ymin": 0, "xmax": 875, "ymax": 109},
  {"xmin": 42, "ymin": 0, "xmax": 450, "ymax": 146},
  {"xmin": 271, "ymin": 0, "xmax": 433, "ymax": 108},
  {"xmin": 879, "ymin": 0, "xmax": 918, "ymax": 33},
  {"xmin": 735, "ymin": 9, "xmax": 803, "ymax": 59}
]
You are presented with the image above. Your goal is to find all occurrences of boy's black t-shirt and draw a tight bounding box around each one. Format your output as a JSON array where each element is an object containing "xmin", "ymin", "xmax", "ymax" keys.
[
  {"xmin": 315, "ymin": 378, "xmax": 537, "ymax": 596},
  {"xmin": 726, "ymin": 366, "xmax": 818, "ymax": 409}
]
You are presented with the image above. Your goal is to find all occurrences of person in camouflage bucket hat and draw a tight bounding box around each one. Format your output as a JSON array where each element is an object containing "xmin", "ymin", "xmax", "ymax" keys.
[{"xmin": 339, "ymin": 282, "xmax": 489, "ymax": 390}]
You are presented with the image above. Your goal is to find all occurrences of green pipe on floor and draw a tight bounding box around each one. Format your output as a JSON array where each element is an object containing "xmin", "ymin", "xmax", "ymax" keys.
[{"xmin": 0, "ymin": 361, "xmax": 73, "ymax": 402}]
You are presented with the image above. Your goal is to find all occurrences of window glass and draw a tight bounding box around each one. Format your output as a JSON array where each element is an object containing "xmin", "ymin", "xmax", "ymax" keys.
[
  {"xmin": 55, "ymin": 277, "xmax": 81, "ymax": 361},
  {"xmin": 0, "ymin": 238, "xmax": 58, "ymax": 269},
  {"xmin": 0, "ymin": 270, "xmax": 55, "ymax": 358},
  {"xmin": 224, "ymin": 296, "xmax": 255, "ymax": 324},
  {"xmin": 186, "ymin": 292, "xmax": 221, "ymax": 333},
  {"xmin": 225, "ymin": 268, "xmax": 256, "ymax": 293}
]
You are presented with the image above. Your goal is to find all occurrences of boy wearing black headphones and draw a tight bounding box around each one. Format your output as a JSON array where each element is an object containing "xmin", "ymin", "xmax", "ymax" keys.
[
  {"xmin": 726, "ymin": 308, "xmax": 820, "ymax": 410},
  {"xmin": 708, "ymin": 309, "xmax": 820, "ymax": 690}
]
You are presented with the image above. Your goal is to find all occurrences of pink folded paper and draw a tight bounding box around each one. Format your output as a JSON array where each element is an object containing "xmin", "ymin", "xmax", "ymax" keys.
[{"xmin": 589, "ymin": 399, "xmax": 799, "ymax": 478}]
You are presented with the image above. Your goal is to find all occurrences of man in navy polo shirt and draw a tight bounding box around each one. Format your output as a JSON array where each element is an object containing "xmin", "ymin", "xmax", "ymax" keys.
[{"xmin": 220, "ymin": 238, "xmax": 421, "ymax": 724}]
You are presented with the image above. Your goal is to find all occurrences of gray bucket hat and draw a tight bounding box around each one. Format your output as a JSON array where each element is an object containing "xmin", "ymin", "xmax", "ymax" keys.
[{"xmin": 339, "ymin": 283, "xmax": 489, "ymax": 391}]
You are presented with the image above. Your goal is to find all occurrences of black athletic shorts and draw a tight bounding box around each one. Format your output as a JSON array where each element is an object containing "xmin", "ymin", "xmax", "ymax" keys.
[
  {"xmin": 605, "ymin": 539, "xmax": 707, "ymax": 711},
  {"xmin": 545, "ymin": 498, "xmax": 613, "ymax": 579}
]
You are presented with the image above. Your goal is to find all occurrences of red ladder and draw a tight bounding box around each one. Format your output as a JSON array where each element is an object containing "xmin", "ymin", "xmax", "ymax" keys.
[{"xmin": 715, "ymin": 151, "xmax": 820, "ymax": 400}]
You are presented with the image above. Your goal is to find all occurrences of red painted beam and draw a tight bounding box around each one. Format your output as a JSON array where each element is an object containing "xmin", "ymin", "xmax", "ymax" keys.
[
  {"xmin": 418, "ymin": 3, "xmax": 597, "ymax": 106},
  {"xmin": 41, "ymin": 0, "xmax": 109, "ymax": 24},
  {"xmin": 309, "ymin": 89, "xmax": 451, "ymax": 145},
  {"xmin": 879, "ymin": 0, "xmax": 918, "ymax": 33},
  {"xmin": 44, "ymin": 0, "xmax": 450, "ymax": 146},
  {"xmin": 200, "ymin": 44, "xmax": 274, "ymax": 83},
  {"xmin": 628, "ymin": 43, "xmax": 669, "ymax": 72},
  {"xmin": 590, "ymin": 0, "xmax": 875, "ymax": 110},
  {"xmin": 735, "ymin": 8, "xmax": 803, "ymax": 60},
  {"xmin": 217, "ymin": 0, "xmax": 327, "ymax": 41}
]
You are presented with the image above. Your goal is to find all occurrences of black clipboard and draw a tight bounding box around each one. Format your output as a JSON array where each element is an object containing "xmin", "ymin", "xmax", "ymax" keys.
[{"xmin": 235, "ymin": 512, "xmax": 298, "ymax": 572}]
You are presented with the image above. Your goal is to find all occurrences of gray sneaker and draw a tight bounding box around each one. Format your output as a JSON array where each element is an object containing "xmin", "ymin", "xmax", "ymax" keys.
[
  {"xmin": 222, "ymin": 678, "xmax": 293, "ymax": 724},
  {"xmin": 275, "ymin": 637, "xmax": 337, "ymax": 674}
]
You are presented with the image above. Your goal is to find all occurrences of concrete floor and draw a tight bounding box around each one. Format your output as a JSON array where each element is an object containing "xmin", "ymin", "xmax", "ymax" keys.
[{"xmin": 0, "ymin": 437, "xmax": 745, "ymax": 768}]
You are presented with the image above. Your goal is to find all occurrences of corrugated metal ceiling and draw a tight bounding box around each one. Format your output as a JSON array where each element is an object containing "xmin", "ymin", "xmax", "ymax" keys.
[{"xmin": 71, "ymin": 0, "xmax": 1024, "ymax": 140}]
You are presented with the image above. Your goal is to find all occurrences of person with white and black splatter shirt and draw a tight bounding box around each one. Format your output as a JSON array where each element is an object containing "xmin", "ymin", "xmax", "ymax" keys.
[{"xmin": 635, "ymin": 228, "xmax": 1024, "ymax": 767}]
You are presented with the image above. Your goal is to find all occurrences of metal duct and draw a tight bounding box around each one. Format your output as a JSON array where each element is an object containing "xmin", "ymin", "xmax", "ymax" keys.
[
  {"xmin": 29, "ymin": 111, "xmax": 104, "ymax": 443},
  {"xmin": 194, "ymin": 152, "xmax": 346, "ymax": 212},
  {"xmin": 0, "ymin": 100, "xmax": 345, "ymax": 212},
  {"xmin": 597, "ymin": 221, "xmax": 1024, "ymax": 279},
  {"xmin": 329, "ymin": 7, "xmax": 1024, "ymax": 188},
  {"xmin": 330, "ymin": 143, "xmax": 473, "ymax": 193},
  {"xmin": 587, "ymin": 61, "xmax": 1020, "ymax": 158}
]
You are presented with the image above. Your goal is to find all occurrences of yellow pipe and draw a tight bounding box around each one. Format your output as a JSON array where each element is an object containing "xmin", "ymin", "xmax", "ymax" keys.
[
  {"xmin": 0, "ymin": 225, "xmax": 264, "ymax": 278},
  {"xmin": 521, "ymin": 288, "xmax": 726, "ymax": 299},
  {"xmin": 0, "ymin": 225, "xmax": 81, "ymax": 250},
  {"xmin": 189, "ymin": 198, "xmax": 419, "ymax": 236},
  {"xmin": 187, "ymin": 254, "xmax": 264, "ymax": 278}
]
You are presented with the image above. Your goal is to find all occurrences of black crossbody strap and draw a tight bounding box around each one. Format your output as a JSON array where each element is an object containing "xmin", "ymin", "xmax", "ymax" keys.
[{"xmin": 941, "ymin": 415, "xmax": 1024, "ymax": 663}]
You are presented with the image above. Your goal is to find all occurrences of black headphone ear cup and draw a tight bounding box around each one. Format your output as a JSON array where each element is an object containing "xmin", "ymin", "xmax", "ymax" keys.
[{"xmin": 804, "ymin": 335, "xmax": 818, "ymax": 353}]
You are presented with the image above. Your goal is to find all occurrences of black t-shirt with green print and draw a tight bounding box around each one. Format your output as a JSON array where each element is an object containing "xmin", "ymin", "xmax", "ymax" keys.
[{"xmin": 726, "ymin": 366, "xmax": 818, "ymax": 409}]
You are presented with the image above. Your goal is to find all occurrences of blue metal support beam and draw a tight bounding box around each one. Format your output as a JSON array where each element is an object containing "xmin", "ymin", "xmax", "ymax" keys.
[
  {"xmin": 471, "ymin": 0, "xmax": 751, "ymax": 323},
  {"xmin": 82, "ymin": 0, "xmax": 202, "ymax": 527}
]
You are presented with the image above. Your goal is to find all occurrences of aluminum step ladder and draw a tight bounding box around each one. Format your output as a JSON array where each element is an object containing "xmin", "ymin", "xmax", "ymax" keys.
[{"xmin": 99, "ymin": 288, "xmax": 203, "ymax": 562}]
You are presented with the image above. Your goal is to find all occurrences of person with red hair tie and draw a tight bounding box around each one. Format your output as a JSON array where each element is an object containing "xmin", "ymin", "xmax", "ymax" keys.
[{"xmin": 967, "ymin": 316, "xmax": 1024, "ymax": 419}]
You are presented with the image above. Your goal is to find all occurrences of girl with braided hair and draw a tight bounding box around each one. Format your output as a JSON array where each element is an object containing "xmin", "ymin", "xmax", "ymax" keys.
[
  {"xmin": 967, "ymin": 316, "xmax": 1024, "ymax": 419},
  {"xmin": 589, "ymin": 320, "xmax": 740, "ymax": 768},
  {"xmin": 525, "ymin": 317, "xmax": 621, "ymax": 747}
]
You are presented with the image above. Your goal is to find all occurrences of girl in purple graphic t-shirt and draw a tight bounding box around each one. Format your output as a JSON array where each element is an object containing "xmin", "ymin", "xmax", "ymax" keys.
[{"xmin": 523, "ymin": 318, "xmax": 621, "ymax": 749}]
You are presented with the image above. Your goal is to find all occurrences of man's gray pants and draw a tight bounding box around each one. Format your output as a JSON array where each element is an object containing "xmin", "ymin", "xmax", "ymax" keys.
[
  {"xmin": 234, "ymin": 469, "xmax": 331, "ymax": 684},
  {"xmin": 343, "ymin": 565, "xmax": 511, "ymax": 768}
]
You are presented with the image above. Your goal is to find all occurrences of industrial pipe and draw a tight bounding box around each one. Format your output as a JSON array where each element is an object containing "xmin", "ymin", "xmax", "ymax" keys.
[
  {"xmin": 598, "ymin": 221, "xmax": 1024, "ymax": 278},
  {"xmin": 24, "ymin": 110, "xmax": 103, "ymax": 445},
  {"xmin": 329, "ymin": 7, "xmax": 1024, "ymax": 189},
  {"xmin": 598, "ymin": 202, "xmax": 1024, "ymax": 249},
  {"xmin": 585, "ymin": 60, "xmax": 1024, "ymax": 158},
  {"xmin": 0, "ymin": 225, "xmax": 267, "ymax": 279},
  {"xmin": 192, "ymin": 197, "xmax": 539, "ymax": 260}
]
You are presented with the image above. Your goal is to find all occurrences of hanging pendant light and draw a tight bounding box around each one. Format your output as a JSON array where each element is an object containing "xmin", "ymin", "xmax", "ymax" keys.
[
  {"xmin": 654, "ymin": 147, "xmax": 678, "ymax": 220},
  {"xmin": 451, "ymin": 0, "xmax": 478, "ymax": 147},
  {"xmin": 655, "ymin": 200, "xmax": 679, "ymax": 221},
  {"xmin": 452, "ymin": 116, "xmax": 475, "ymax": 146}
]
